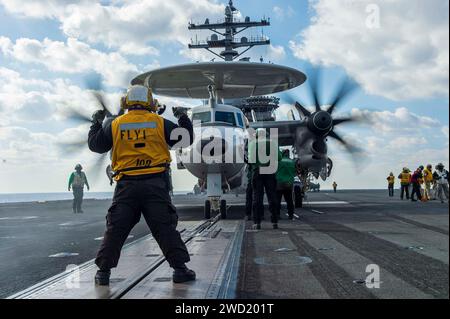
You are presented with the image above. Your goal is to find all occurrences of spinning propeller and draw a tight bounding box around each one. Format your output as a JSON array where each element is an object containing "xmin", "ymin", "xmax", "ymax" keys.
[
  {"xmin": 59, "ymin": 79, "xmax": 170, "ymax": 185},
  {"xmin": 282, "ymin": 67, "xmax": 364, "ymax": 157},
  {"xmin": 58, "ymin": 80, "xmax": 121, "ymax": 185}
]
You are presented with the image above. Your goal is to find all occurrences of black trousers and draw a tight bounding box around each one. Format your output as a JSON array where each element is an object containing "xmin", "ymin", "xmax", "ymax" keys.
[
  {"xmin": 388, "ymin": 185, "xmax": 394, "ymax": 197},
  {"xmin": 72, "ymin": 187, "xmax": 84, "ymax": 213},
  {"xmin": 95, "ymin": 173, "xmax": 190, "ymax": 271},
  {"xmin": 277, "ymin": 187, "xmax": 294, "ymax": 217},
  {"xmin": 411, "ymin": 183, "xmax": 422, "ymax": 201},
  {"xmin": 252, "ymin": 173, "xmax": 279, "ymax": 224},
  {"xmin": 245, "ymin": 180, "xmax": 253, "ymax": 218},
  {"xmin": 400, "ymin": 184, "xmax": 410, "ymax": 199}
]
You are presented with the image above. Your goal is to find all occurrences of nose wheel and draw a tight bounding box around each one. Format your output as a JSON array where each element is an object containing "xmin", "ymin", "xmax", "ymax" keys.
[
  {"xmin": 220, "ymin": 199, "xmax": 227, "ymax": 219},
  {"xmin": 204, "ymin": 200, "xmax": 211, "ymax": 219},
  {"xmin": 204, "ymin": 198, "xmax": 227, "ymax": 219}
]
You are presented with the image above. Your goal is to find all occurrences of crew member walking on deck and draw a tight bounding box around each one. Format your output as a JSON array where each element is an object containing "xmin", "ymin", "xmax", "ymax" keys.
[
  {"xmin": 433, "ymin": 163, "xmax": 449, "ymax": 203},
  {"xmin": 276, "ymin": 149, "xmax": 296, "ymax": 220},
  {"xmin": 410, "ymin": 168, "xmax": 423, "ymax": 202},
  {"xmin": 387, "ymin": 172, "xmax": 395, "ymax": 197},
  {"xmin": 68, "ymin": 164, "xmax": 90, "ymax": 214},
  {"xmin": 248, "ymin": 128, "xmax": 281, "ymax": 230},
  {"xmin": 88, "ymin": 85, "xmax": 195, "ymax": 286},
  {"xmin": 244, "ymin": 135, "xmax": 254, "ymax": 221},
  {"xmin": 398, "ymin": 167, "xmax": 411, "ymax": 200},
  {"xmin": 332, "ymin": 181, "xmax": 338, "ymax": 193},
  {"xmin": 244, "ymin": 165, "xmax": 253, "ymax": 221},
  {"xmin": 423, "ymin": 164, "xmax": 434, "ymax": 201}
]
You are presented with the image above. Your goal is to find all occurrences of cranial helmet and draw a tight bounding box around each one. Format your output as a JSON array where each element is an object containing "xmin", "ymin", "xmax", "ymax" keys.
[
  {"xmin": 124, "ymin": 85, "xmax": 154, "ymax": 110},
  {"xmin": 75, "ymin": 164, "xmax": 82, "ymax": 170}
]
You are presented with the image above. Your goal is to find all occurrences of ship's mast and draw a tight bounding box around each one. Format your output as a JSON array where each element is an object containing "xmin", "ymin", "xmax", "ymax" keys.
[{"xmin": 188, "ymin": 0, "xmax": 270, "ymax": 61}]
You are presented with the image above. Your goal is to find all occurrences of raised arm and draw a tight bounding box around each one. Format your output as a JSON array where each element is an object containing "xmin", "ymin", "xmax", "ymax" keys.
[
  {"xmin": 164, "ymin": 113, "xmax": 193, "ymax": 148},
  {"xmin": 88, "ymin": 121, "xmax": 113, "ymax": 154}
]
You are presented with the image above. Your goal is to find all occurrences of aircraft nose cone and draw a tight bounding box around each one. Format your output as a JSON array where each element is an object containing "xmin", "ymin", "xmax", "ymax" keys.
[{"xmin": 196, "ymin": 137, "xmax": 228, "ymax": 157}]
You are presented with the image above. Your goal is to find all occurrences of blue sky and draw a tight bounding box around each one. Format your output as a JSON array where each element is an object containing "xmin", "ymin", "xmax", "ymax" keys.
[{"xmin": 0, "ymin": 0, "xmax": 448, "ymax": 192}]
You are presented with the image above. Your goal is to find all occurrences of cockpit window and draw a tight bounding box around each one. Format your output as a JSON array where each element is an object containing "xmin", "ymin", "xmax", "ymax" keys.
[
  {"xmin": 215, "ymin": 111, "xmax": 236, "ymax": 126},
  {"xmin": 236, "ymin": 113, "xmax": 244, "ymax": 128},
  {"xmin": 192, "ymin": 111, "xmax": 211, "ymax": 124}
]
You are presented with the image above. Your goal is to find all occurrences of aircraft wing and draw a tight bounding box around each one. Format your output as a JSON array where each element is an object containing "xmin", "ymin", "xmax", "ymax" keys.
[{"xmin": 249, "ymin": 121, "xmax": 305, "ymax": 146}]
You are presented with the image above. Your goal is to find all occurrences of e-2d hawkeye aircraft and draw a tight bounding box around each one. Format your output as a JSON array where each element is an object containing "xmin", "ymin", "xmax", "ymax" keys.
[{"xmin": 130, "ymin": 61, "xmax": 307, "ymax": 219}]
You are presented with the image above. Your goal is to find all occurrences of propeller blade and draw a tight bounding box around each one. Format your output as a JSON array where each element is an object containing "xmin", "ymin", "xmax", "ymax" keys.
[
  {"xmin": 332, "ymin": 117, "xmax": 355, "ymax": 126},
  {"xmin": 92, "ymin": 91, "xmax": 112, "ymax": 117},
  {"xmin": 327, "ymin": 76, "xmax": 358, "ymax": 114},
  {"xmin": 328, "ymin": 130, "xmax": 360, "ymax": 154},
  {"xmin": 85, "ymin": 75, "xmax": 116, "ymax": 116},
  {"xmin": 56, "ymin": 138, "xmax": 88, "ymax": 156},
  {"xmin": 62, "ymin": 108, "xmax": 92, "ymax": 124},
  {"xmin": 306, "ymin": 67, "xmax": 322, "ymax": 112},
  {"xmin": 281, "ymin": 91, "xmax": 296, "ymax": 105},
  {"xmin": 280, "ymin": 92, "xmax": 311, "ymax": 118},
  {"xmin": 86, "ymin": 152, "xmax": 110, "ymax": 185},
  {"xmin": 294, "ymin": 102, "xmax": 312, "ymax": 117}
]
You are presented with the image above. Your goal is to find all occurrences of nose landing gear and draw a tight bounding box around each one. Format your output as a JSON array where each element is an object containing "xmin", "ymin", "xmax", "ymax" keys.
[{"xmin": 204, "ymin": 198, "xmax": 228, "ymax": 220}]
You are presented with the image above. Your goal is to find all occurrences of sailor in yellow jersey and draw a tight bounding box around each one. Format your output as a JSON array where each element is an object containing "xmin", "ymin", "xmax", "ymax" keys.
[
  {"xmin": 386, "ymin": 172, "xmax": 395, "ymax": 197},
  {"xmin": 88, "ymin": 85, "xmax": 195, "ymax": 286},
  {"xmin": 398, "ymin": 167, "xmax": 411, "ymax": 200},
  {"xmin": 423, "ymin": 164, "xmax": 434, "ymax": 201}
]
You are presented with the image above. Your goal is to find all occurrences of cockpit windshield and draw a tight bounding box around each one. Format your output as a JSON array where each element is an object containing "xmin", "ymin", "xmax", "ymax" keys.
[
  {"xmin": 192, "ymin": 111, "xmax": 211, "ymax": 124},
  {"xmin": 215, "ymin": 111, "xmax": 236, "ymax": 126}
]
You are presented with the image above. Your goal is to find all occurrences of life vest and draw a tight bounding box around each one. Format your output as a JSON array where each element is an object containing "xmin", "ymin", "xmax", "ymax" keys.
[
  {"xmin": 423, "ymin": 168, "xmax": 433, "ymax": 182},
  {"xmin": 111, "ymin": 110, "xmax": 171, "ymax": 180},
  {"xmin": 72, "ymin": 172, "xmax": 86, "ymax": 187},
  {"xmin": 435, "ymin": 170, "xmax": 449, "ymax": 185},
  {"xmin": 387, "ymin": 176, "xmax": 395, "ymax": 184},
  {"xmin": 276, "ymin": 157, "xmax": 296, "ymax": 187},
  {"xmin": 400, "ymin": 172, "xmax": 411, "ymax": 184}
]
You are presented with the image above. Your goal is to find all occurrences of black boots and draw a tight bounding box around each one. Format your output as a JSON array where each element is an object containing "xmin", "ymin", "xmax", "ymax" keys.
[
  {"xmin": 95, "ymin": 266, "xmax": 196, "ymax": 285},
  {"xmin": 252, "ymin": 223, "xmax": 261, "ymax": 230},
  {"xmin": 173, "ymin": 265, "xmax": 196, "ymax": 283},
  {"xmin": 95, "ymin": 270, "xmax": 111, "ymax": 286}
]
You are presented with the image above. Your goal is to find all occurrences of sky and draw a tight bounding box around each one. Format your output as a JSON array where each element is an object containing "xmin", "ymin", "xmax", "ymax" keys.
[{"xmin": 0, "ymin": 0, "xmax": 448, "ymax": 193}]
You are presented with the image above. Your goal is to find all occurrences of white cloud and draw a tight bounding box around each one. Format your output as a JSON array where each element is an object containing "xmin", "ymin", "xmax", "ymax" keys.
[
  {"xmin": 0, "ymin": 126, "xmax": 58, "ymax": 164},
  {"xmin": 273, "ymin": 5, "xmax": 295, "ymax": 19},
  {"xmin": 1, "ymin": 37, "xmax": 139, "ymax": 87},
  {"xmin": 0, "ymin": 0, "xmax": 83, "ymax": 18},
  {"xmin": 352, "ymin": 107, "xmax": 440, "ymax": 133},
  {"xmin": 0, "ymin": 0, "xmax": 225, "ymax": 54},
  {"xmin": 442, "ymin": 125, "xmax": 449, "ymax": 139},
  {"xmin": 0, "ymin": 36, "xmax": 12, "ymax": 55},
  {"xmin": 266, "ymin": 45, "xmax": 286, "ymax": 62},
  {"xmin": 289, "ymin": 0, "xmax": 449, "ymax": 100},
  {"xmin": 0, "ymin": 66, "xmax": 127, "ymax": 127},
  {"xmin": 388, "ymin": 136, "xmax": 427, "ymax": 149},
  {"xmin": 119, "ymin": 44, "xmax": 159, "ymax": 57}
]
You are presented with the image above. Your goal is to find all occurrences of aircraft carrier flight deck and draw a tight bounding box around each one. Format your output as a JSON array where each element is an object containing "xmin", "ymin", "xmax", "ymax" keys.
[{"xmin": 1, "ymin": 190, "xmax": 448, "ymax": 299}]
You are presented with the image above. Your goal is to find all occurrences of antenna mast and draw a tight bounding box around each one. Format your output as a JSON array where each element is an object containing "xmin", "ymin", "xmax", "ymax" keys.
[{"xmin": 188, "ymin": 0, "xmax": 270, "ymax": 61}]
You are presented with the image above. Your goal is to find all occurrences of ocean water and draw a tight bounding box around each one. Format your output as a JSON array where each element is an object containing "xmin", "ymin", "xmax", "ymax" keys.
[
  {"xmin": 0, "ymin": 191, "xmax": 190, "ymax": 204},
  {"xmin": 0, "ymin": 192, "xmax": 114, "ymax": 204}
]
